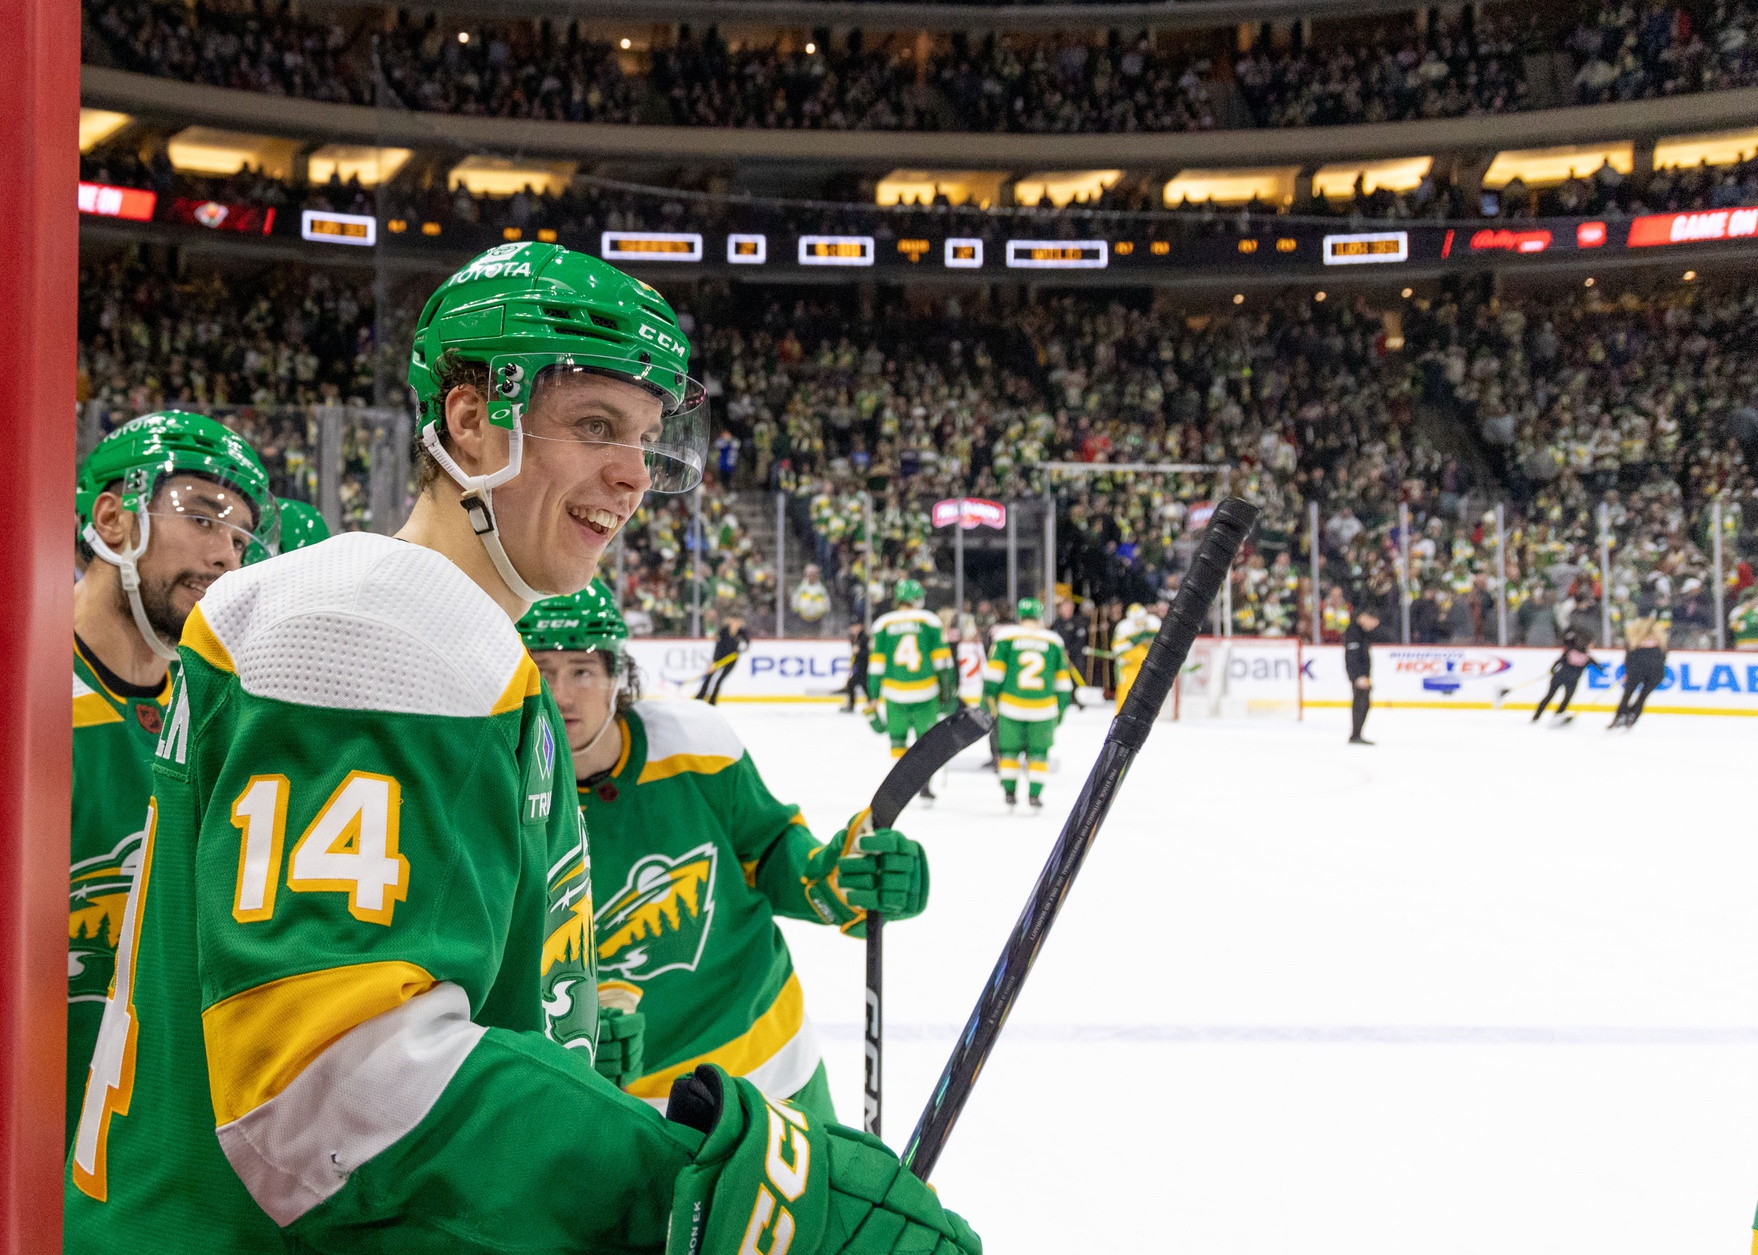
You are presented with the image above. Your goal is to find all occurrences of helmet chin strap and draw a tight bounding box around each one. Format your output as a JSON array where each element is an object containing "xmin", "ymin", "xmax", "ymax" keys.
[
  {"xmin": 423, "ymin": 421, "xmax": 558, "ymax": 605},
  {"xmin": 576, "ymin": 659, "xmax": 626, "ymax": 769},
  {"xmin": 83, "ymin": 516, "xmax": 181, "ymax": 663}
]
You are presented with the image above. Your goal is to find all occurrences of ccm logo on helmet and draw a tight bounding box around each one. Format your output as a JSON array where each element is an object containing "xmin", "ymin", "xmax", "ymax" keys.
[{"xmin": 637, "ymin": 324, "xmax": 683, "ymax": 355}]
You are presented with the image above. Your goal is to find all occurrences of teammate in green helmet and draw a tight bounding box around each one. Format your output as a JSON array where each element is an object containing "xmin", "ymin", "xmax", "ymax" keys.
[
  {"xmin": 68, "ymin": 410, "xmax": 275, "ymax": 1149},
  {"xmin": 867, "ymin": 578, "xmax": 955, "ymax": 778},
  {"xmin": 520, "ymin": 585, "xmax": 930, "ymax": 1128},
  {"xmin": 244, "ymin": 499, "xmax": 331, "ymax": 565},
  {"xmin": 984, "ymin": 595, "xmax": 1075, "ymax": 810},
  {"xmin": 68, "ymin": 246, "xmax": 980, "ymax": 1255}
]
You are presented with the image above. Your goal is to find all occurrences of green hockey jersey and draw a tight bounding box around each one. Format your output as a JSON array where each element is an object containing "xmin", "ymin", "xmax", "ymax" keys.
[
  {"xmin": 65, "ymin": 532, "xmax": 696, "ymax": 1254},
  {"xmin": 982, "ymin": 626, "xmax": 1074, "ymax": 723},
  {"xmin": 68, "ymin": 640, "xmax": 171, "ymax": 1147},
  {"xmin": 580, "ymin": 699, "xmax": 838, "ymax": 1109},
  {"xmin": 1732, "ymin": 599, "xmax": 1758, "ymax": 649},
  {"xmin": 866, "ymin": 608, "xmax": 952, "ymax": 704}
]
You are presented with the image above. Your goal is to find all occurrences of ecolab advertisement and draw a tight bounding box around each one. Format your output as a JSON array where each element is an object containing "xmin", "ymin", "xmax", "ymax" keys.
[
  {"xmin": 1301, "ymin": 644, "xmax": 1758, "ymax": 716},
  {"xmin": 625, "ymin": 638, "xmax": 852, "ymax": 700}
]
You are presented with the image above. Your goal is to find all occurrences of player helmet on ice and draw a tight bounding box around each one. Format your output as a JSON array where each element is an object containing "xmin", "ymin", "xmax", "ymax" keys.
[
  {"xmin": 518, "ymin": 578, "xmax": 629, "ymax": 757},
  {"xmin": 409, "ymin": 242, "xmax": 708, "ymax": 602},
  {"xmin": 894, "ymin": 578, "xmax": 925, "ymax": 607},
  {"xmin": 1017, "ymin": 597, "xmax": 1044, "ymax": 622},
  {"xmin": 77, "ymin": 410, "xmax": 278, "ymax": 660}
]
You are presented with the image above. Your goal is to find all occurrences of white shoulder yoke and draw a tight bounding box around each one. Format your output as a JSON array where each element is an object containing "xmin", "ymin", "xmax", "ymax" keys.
[
  {"xmin": 634, "ymin": 698, "xmax": 746, "ymax": 764},
  {"xmin": 188, "ymin": 532, "xmax": 534, "ymax": 718}
]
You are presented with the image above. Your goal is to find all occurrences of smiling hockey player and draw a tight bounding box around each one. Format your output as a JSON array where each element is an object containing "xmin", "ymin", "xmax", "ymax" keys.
[
  {"xmin": 65, "ymin": 243, "xmax": 979, "ymax": 1255},
  {"xmin": 983, "ymin": 598, "xmax": 1075, "ymax": 809},
  {"xmin": 520, "ymin": 581, "xmax": 928, "ymax": 1126},
  {"xmin": 68, "ymin": 412, "xmax": 277, "ymax": 1149}
]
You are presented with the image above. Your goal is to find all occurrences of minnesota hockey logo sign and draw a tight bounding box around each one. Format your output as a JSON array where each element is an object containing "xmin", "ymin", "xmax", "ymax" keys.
[{"xmin": 595, "ymin": 843, "xmax": 718, "ymax": 982}]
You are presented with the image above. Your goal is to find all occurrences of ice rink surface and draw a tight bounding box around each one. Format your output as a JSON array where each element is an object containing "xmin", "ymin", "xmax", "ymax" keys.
[{"xmin": 709, "ymin": 698, "xmax": 1758, "ymax": 1254}]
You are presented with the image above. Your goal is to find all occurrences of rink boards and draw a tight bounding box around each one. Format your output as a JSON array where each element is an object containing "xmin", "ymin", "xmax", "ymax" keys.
[
  {"xmin": 627, "ymin": 637, "xmax": 1758, "ymax": 716},
  {"xmin": 1220, "ymin": 639, "xmax": 1758, "ymax": 717}
]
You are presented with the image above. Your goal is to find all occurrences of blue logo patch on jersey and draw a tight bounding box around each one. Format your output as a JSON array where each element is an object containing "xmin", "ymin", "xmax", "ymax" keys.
[{"xmin": 538, "ymin": 718, "xmax": 556, "ymax": 782}]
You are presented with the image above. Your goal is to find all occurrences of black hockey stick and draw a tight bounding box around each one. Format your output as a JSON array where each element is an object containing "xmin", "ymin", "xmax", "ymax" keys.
[
  {"xmin": 863, "ymin": 705, "xmax": 995, "ymax": 1139},
  {"xmin": 901, "ymin": 498, "xmax": 1258, "ymax": 1180}
]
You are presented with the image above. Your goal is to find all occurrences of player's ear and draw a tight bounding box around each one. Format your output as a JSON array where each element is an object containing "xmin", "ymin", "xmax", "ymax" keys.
[
  {"xmin": 89, "ymin": 490, "xmax": 138, "ymax": 550},
  {"xmin": 443, "ymin": 383, "xmax": 492, "ymax": 476}
]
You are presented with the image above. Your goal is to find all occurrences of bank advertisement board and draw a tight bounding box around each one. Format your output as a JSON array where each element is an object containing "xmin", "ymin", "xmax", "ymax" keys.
[
  {"xmin": 625, "ymin": 637, "xmax": 851, "ymax": 701},
  {"xmin": 1299, "ymin": 643, "xmax": 1758, "ymax": 716}
]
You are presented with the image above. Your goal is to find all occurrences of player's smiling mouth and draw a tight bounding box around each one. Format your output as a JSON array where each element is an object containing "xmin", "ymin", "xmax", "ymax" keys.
[{"xmin": 570, "ymin": 505, "xmax": 623, "ymax": 538}]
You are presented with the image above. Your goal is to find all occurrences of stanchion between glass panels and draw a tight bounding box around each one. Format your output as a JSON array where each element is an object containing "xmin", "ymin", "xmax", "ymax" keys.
[
  {"xmin": 1398, "ymin": 501, "xmax": 1412, "ymax": 645},
  {"xmin": 1713, "ymin": 499, "xmax": 1727, "ymax": 650},
  {"xmin": 1495, "ymin": 503, "xmax": 1508, "ymax": 647},
  {"xmin": 691, "ymin": 488, "xmax": 703, "ymax": 639},
  {"xmin": 1309, "ymin": 499, "xmax": 1321, "ymax": 647},
  {"xmin": 1597, "ymin": 502, "xmax": 1613, "ymax": 647},
  {"xmin": 774, "ymin": 490, "xmax": 785, "ymax": 639},
  {"xmin": 863, "ymin": 492, "xmax": 874, "ymax": 632}
]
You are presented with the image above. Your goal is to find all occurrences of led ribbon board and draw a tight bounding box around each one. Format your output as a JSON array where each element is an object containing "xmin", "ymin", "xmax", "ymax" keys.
[
  {"xmin": 799, "ymin": 236, "xmax": 875, "ymax": 266},
  {"xmin": 601, "ymin": 231, "xmax": 704, "ymax": 262},
  {"xmin": 301, "ymin": 210, "xmax": 376, "ymax": 246},
  {"xmin": 727, "ymin": 234, "xmax": 767, "ymax": 264},
  {"xmin": 945, "ymin": 239, "xmax": 983, "ymax": 269},
  {"xmin": 1322, "ymin": 231, "xmax": 1408, "ymax": 265},
  {"xmin": 78, "ymin": 182, "xmax": 156, "ymax": 222},
  {"xmin": 1006, "ymin": 240, "xmax": 1108, "ymax": 269}
]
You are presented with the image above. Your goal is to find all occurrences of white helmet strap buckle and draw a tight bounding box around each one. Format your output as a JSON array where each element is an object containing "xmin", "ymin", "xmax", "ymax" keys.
[{"xmin": 82, "ymin": 513, "xmax": 180, "ymax": 662}]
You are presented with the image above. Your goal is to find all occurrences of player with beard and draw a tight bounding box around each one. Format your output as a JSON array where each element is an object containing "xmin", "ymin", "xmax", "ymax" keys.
[
  {"xmin": 66, "ymin": 244, "xmax": 980, "ymax": 1255},
  {"xmin": 68, "ymin": 412, "xmax": 278, "ymax": 1148}
]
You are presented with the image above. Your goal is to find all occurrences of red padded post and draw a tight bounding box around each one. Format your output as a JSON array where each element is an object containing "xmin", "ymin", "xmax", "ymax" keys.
[{"xmin": 0, "ymin": 0, "xmax": 79, "ymax": 1248}]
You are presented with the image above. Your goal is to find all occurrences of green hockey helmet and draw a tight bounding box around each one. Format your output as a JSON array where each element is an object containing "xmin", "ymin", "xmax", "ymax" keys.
[
  {"xmin": 1017, "ymin": 597, "xmax": 1044, "ymax": 622},
  {"xmin": 247, "ymin": 498, "xmax": 331, "ymax": 564},
  {"xmin": 894, "ymin": 578, "xmax": 925, "ymax": 606},
  {"xmin": 77, "ymin": 411, "xmax": 279, "ymax": 660},
  {"xmin": 518, "ymin": 578, "xmax": 628, "ymax": 658},
  {"xmin": 409, "ymin": 242, "xmax": 706, "ymax": 492},
  {"xmin": 408, "ymin": 243, "xmax": 708, "ymax": 603}
]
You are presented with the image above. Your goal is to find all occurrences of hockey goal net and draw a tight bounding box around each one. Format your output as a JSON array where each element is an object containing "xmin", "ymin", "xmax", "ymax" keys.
[{"xmin": 1169, "ymin": 637, "xmax": 1304, "ymax": 721}]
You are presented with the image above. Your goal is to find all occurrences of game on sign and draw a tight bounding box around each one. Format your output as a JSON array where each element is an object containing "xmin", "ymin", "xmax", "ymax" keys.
[{"xmin": 932, "ymin": 498, "xmax": 1007, "ymax": 530}]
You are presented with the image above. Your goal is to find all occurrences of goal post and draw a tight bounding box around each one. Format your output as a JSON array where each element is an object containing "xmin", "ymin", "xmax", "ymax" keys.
[{"xmin": 1170, "ymin": 636, "xmax": 1305, "ymax": 721}]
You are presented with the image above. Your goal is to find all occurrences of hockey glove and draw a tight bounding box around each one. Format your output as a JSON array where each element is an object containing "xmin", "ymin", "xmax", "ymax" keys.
[
  {"xmin": 665, "ymin": 1064, "xmax": 981, "ymax": 1255},
  {"xmin": 868, "ymin": 702, "xmax": 887, "ymax": 735},
  {"xmin": 802, "ymin": 810, "xmax": 929, "ymax": 936},
  {"xmin": 938, "ymin": 673, "xmax": 960, "ymax": 715},
  {"xmin": 592, "ymin": 1005, "xmax": 645, "ymax": 1090}
]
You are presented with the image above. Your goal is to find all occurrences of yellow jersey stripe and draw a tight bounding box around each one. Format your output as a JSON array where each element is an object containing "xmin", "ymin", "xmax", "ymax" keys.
[
  {"xmin": 881, "ymin": 676, "xmax": 938, "ymax": 693},
  {"xmin": 202, "ymin": 960, "xmax": 436, "ymax": 1125},
  {"xmin": 180, "ymin": 603, "xmax": 235, "ymax": 674},
  {"xmin": 492, "ymin": 653, "xmax": 543, "ymax": 716},
  {"xmin": 1000, "ymin": 693, "xmax": 1060, "ymax": 708},
  {"xmin": 639, "ymin": 752, "xmax": 739, "ymax": 785},
  {"xmin": 624, "ymin": 974, "xmax": 806, "ymax": 1100},
  {"xmin": 73, "ymin": 692, "xmax": 124, "ymax": 727}
]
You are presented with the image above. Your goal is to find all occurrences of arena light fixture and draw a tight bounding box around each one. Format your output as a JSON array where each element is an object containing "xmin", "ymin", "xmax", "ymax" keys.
[
  {"xmin": 1654, "ymin": 128, "xmax": 1758, "ymax": 169},
  {"xmin": 1015, "ymin": 170, "xmax": 1122, "ymax": 209},
  {"xmin": 876, "ymin": 170, "xmax": 1006, "ymax": 210},
  {"xmin": 1401, "ymin": 287, "xmax": 1414, "ymax": 298},
  {"xmin": 78, "ymin": 109, "xmax": 131, "ymax": 154},
  {"xmin": 448, "ymin": 155, "xmax": 576, "ymax": 198},
  {"xmin": 1232, "ymin": 293, "xmax": 1245, "ymax": 305},
  {"xmin": 165, "ymin": 127, "xmax": 298, "ymax": 180},
  {"xmin": 1584, "ymin": 277, "xmax": 1596, "ymax": 287},
  {"xmin": 1163, "ymin": 166, "xmax": 1297, "ymax": 208},
  {"xmin": 307, "ymin": 145, "xmax": 412, "ymax": 188},
  {"xmin": 620, "ymin": 38, "xmax": 632, "ymax": 50},
  {"xmin": 458, "ymin": 30, "xmax": 469, "ymax": 43},
  {"xmin": 1684, "ymin": 270, "xmax": 1697, "ymax": 281},
  {"xmin": 805, "ymin": 42, "xmax": 817, "ymax": 54},
  {"xmin": 1482, "ymin": 143, "xmax": 1633, "ymax": 190},
  {"xmin": 1311, "ymin": 156, "xmax": 1433, "ymax": 199},
  {"xmin": 1314, "ymin": 291, "xmax": 1326, "ymax": 302}
]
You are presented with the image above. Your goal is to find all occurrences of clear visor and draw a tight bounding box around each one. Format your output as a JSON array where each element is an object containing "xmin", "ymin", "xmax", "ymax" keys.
[
  {"xmin": 489, "ymin": 353, "xmax": 708, "ymax": 495},
  {"xmin": 143, "ymin": 479, "xmax": 279, "ymax": 565}
]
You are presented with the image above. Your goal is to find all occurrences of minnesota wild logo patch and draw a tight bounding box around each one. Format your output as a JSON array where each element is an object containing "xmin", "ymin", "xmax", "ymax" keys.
[{"xmin": 595, "ymin": 843, "xmax": 718, "ymax": 982}]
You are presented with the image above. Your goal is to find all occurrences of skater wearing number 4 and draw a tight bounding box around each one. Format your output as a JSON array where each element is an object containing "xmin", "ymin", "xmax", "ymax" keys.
[
  {"xmin": 983, "ymin": 599, "xmax": 1075, "ymax": 809},
  {"xmin": 867, "ymin": 580, "xmax": 957, "ymax": 795}
]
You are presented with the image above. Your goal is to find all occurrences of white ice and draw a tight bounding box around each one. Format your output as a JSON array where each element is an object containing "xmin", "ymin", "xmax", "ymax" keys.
[{"xmin": 708, "ymin": 698, "xmax": 1758, "ymax": 1254}]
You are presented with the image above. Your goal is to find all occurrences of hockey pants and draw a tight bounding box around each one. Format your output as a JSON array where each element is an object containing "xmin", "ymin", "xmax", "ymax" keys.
[
  {"xmin": 886, "ymin": 699, "xmax": 938, "ymax": 757},
  {"xmin": 1533, "ymin": 667, "xmax": 1583, "ymax": 719},
  {"xmin": 997, "ymin": 716, "xmax": 1055, "ymax": 798}
]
